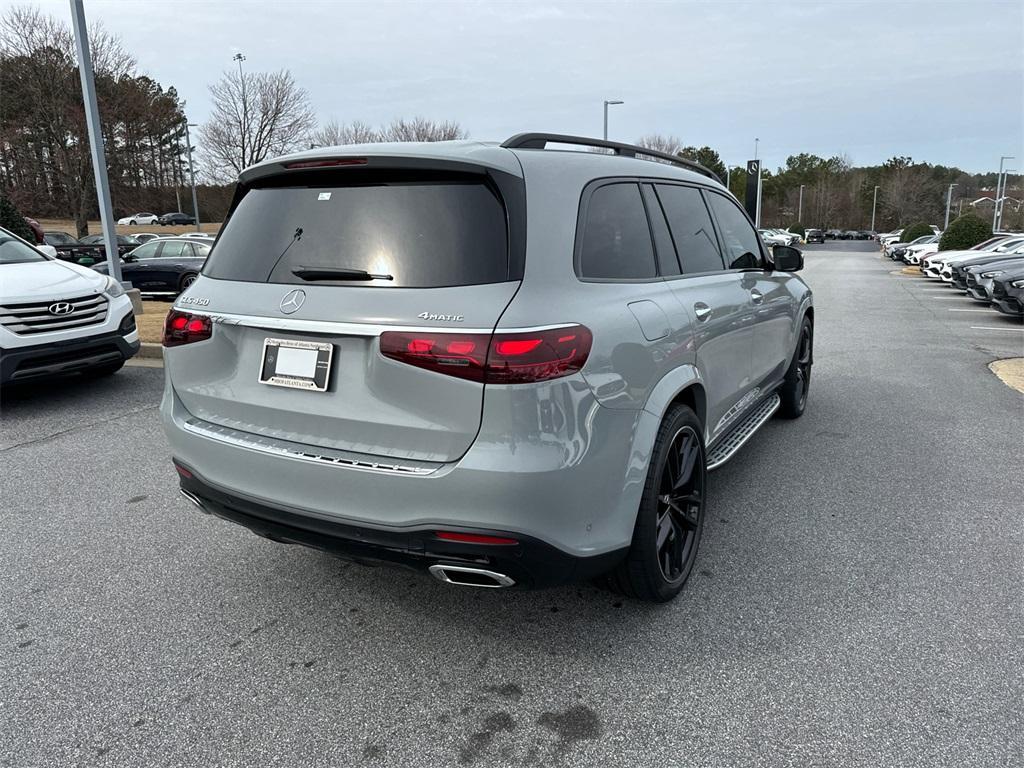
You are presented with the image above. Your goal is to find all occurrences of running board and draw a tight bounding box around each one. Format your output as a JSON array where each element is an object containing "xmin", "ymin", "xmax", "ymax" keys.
[{"xmin": 707, "ymin": 394, "xmax": 781, "ymax": 471}]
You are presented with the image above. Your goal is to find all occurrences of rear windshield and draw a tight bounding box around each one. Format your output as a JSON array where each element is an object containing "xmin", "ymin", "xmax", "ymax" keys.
[{"xmin": 204, "ymin": 178, "xmax": 509, "ymax": 288}]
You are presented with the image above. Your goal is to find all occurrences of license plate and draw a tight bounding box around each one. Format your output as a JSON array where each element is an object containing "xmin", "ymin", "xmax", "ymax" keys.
[{"xmin": 259, "ymin": 338, "xmax": 333, "ymax": 391}]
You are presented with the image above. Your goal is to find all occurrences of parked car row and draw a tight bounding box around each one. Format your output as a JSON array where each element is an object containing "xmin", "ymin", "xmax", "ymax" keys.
[
  {"xmin": 758, "ymin": 228, "xmax": 801, "ymax": 246},
  {"xmin": 117, "ymin": 211, "xmax": 197, "ymax": 226},
  {"xmin": 914, "ymin": 234, "xmax": 1024, "ymax": 318},
  {"xmin": 824, "ymin": 229, "xmax": 875, "ymax": 240},
  {"xmin": 883, "ymin": 234, "xmax": 941, "ymax": 264}
]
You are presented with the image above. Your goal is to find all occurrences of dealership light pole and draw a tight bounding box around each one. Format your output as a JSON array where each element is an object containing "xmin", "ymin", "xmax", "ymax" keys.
[
  {"xmin": 754, "ymin": 138, "xmax": 762, "ymax": 227},
  {"xmin": 997, "ymin": 170, "xmax": 1016, "ymax": 230},
  {"xmin": 182, "ymin": 120, "xmax": 201, "ymax": 232},
  {"xmin": 870, "ymin": 185, "xmax": 880, "ymax": 232},
  {"xmin": 602, "ymin": 100, "xmax": 623, "ymax": 141},
  {"xmin": 234, "ymin": 52, "xmax": 247, "ymax": 168},
  {"xmin": 69, "ymin": 0, "xmax": 121, "ymax": 283},
  {"xmin": 943, "ymin": 183, "xmax": 957, "ymax": 229},
  {"xmin": 797, "ymin": 184, "xmax": 805, "ymax": 223},
  {"xmin": 994, "ymin": 156, "xmax": 1013, "ymax": 231}
]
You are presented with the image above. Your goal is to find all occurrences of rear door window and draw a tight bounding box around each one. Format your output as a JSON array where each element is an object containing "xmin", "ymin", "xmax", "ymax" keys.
[
  {"xmin": 704, "ymin": 192, "xmax": 765, "ymax": 270},
  {"xmin": 578, "ymin": 182, "xmax": 657, "ymax": 280},
  {"xmin": 655, "ymin": 184, "xmax": 725, "ymax": 274},
  {"xmin": 204, "ymin": 179, "xmax": 509, "ymax": 288},
  {"xmin": 130, "ymin": 242, "xmax": 161, "ymax": 260},
  {"xmin": 157, "ymin": 242, "xmax": 189, "ymax": 259}
]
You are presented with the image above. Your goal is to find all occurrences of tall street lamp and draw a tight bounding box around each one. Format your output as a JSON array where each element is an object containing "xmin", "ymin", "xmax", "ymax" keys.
[
  {"xmin": 797, "ymin": 184, "xmax": 805, "ymax": 223},
  {"xmin": 182, "ymin": 120, "xmax": 201, "ymax": 232},
  {"xmin": 870, "ymin": 185, "xmax": 880, "ymax": 232},
  {"xmin": 602, "ymin": 100, "xmax": 623, "ymax": 141},
  {"xmin": 69, "ymin": 0, "xmax": 121, "ymax": 283},
  {"xmin": 994, "ymin": 155, "xmax": 1014, "ymax": 231},
  {"xmin": 753, "ymin": 138, "xmax": 763, "ymax": 227},
  {"xmin": 233, "ymin": 52, "xmax": 248, "ymax": 167},
  {"xmin": 943, "ymin": 183, "xmax": 958, "ymax": 230},
  {"xmin": 997, "ymin": 170, "xmax": 1016, "ymax": 230}
]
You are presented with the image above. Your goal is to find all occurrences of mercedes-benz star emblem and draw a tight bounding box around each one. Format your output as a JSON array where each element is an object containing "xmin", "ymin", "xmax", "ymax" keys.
[
  {"xmin": 279, "ymin": 289, "xmax": 306, "ymax": 315},
  {"xmin": 48, "ymin": 301, "xmax": 73, "ymax": 316}
]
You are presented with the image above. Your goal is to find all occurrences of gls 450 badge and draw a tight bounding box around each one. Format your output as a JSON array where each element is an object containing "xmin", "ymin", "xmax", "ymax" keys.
[
  {"xmin": 418, "ymin": 312, "xmax": 464, "ymax": 322},
  {"xmin": 180, "ymin": 296, "xmax": 210, "ymax": 306}
]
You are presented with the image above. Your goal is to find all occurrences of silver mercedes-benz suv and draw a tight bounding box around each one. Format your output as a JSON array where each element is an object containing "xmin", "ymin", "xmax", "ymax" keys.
[{"xmin": 162, "ymin": 133, "xmax": 813, "ymax": 602}]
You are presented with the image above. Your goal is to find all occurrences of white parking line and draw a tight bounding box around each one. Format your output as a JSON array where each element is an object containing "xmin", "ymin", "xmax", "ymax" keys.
[
  {"xmin": 970, "ymin": 326, "xmax": 1024, "ymax": 332},
  {"xmin": 948, "ymin": 308, "xmax": 995, "ymax": 312},
  {"xmin": 932, "ymin": 296, "xmax": 968, "ymax": 300}
]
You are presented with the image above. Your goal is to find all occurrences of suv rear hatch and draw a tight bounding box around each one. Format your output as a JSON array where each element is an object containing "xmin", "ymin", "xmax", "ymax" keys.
[{"xmin": 167, "ymin": 158, "xmax": 525, "ymax": 464}]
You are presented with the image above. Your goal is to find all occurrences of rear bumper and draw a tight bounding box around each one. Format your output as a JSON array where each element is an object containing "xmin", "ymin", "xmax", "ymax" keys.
[
  {"xmin": 175, "ymin": 462, "xmax": 626, "ymax": 589},
  {"xmin": 0, "ymin": 324, "xmax": 139, "ymax": 384}
]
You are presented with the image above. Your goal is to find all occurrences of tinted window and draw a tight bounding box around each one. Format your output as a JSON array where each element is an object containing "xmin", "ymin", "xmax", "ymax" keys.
[
  {"xmin": 578, "ymin": 183, "xmax": 656, "ymax": 279},
  {"xmin": 192, "ymin": 243, "xmax": 211, "ymax": 258},
  {"xmin": 0, "ymin": 232, "xmax": 47, "ymax": 264},
  {"xmin": 158, "ymin": 241, "xmax": 189, "ymax": 259},
  {"xmin": 131, "ymin": 242, "xmax": 160, "ymax": 260},
  {"xmin": 705, "ymin": 193, "xmax": 764, "ymax": 270},
  {"xmin": 45, "ymin": 232, "xmax": 77, "ymax": 245},
  {"xmin": 205, "ymin": 180, "xmax": 508, "ymax": 288},
  {"xmin": 655, "ymin": 185, "xmax": 725, "ymax": 274},
  {"xmin": 641, "ymin": 185, "xmax": 680, "ymax": 276}
]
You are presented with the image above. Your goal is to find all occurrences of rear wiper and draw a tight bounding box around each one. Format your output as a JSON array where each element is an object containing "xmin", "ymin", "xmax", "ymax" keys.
[{"xmin": 291, "ymin": 266, "xmax": 394, "ymax": 282}]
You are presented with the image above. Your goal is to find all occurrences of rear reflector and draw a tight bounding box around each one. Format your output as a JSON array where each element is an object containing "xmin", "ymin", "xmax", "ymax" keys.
[
  {"xmin": 283, "ymin": 158, "xmax": 368, "ymax": 169},
  {"xmin": 435, "ymin": 531, "xmax": 519, "ymax": 545},
  {"xmin": 173, "ymin": 462, "xmax": 193, "ymax": 479},
  {"xmin": 163, "ymin": 310, "xmax": 213, "ymax": 347},
  {"xmin": 380, "ymin": 325, "xmax": 591, "ymax": 384}
]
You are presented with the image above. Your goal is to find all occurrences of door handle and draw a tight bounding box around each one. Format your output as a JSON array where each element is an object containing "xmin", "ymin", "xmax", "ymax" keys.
[
  {"xmin": 750, "ymin": 289, "xmax": 764, "ymax": 305},
  {"xmin": 693, "ymin": 302, "xmax": 712, "ymax": 321}
]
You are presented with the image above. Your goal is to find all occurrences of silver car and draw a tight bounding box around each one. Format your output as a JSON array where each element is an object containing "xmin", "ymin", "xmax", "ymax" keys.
[{"xmin": 161, "ymin": 133, "xmax": 814, "ymax": 602}]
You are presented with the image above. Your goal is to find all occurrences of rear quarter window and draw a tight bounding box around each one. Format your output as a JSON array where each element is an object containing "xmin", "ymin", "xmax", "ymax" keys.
[
  {"xmin": 203, "ymin": 178, "xmax": 509, "ymax": 288},
  {"xmin": 577, "ymin": 182, "xmax": 657, "ymax": 280}
]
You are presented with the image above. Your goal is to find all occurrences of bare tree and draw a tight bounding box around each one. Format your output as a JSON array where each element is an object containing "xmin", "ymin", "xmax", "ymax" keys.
[
  {"xmin": 379, "ymin": 117, "xmax": 467, "ymax": 142},
  {"xmin": 636, "ymin": 134, "xmax": 684, "ymax": 155},
  {"xmin": 199, "ymin": 68, "xmax": 316, "ymax": 181},
  {"xmin": 309, "ymin": 119, "xmax": 379, "ymax": 147}
]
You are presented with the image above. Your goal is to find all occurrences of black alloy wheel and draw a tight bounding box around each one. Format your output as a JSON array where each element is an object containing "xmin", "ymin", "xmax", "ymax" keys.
[{"xmin": 654, "ymin": 425, "xmax": 705, "ymax": 583}]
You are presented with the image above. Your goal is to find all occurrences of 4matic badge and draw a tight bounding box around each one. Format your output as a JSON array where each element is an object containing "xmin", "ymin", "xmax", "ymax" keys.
[{"xmin": 418, "ymin": 312, "xmax": 464, "ymax": 322}]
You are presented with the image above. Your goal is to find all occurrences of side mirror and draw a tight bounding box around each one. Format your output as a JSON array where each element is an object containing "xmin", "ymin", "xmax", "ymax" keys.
[{"xmin": 772, "ymin": 245, "xmax": 803, "ymax": 272}]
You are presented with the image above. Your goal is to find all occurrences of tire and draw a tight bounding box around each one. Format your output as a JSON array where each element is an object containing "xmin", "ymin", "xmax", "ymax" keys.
[
  {"xmin": 84, "ymin": 360, "xmax": 125, "ymax": 378},
  {"xmin": 606, "ymin": 404, "xmax": 706, "ymax": 603},
  {"xmin": 129, "ymin": 219, "xmax": 137, "ymax": 226},
  {"xmin": 178, "ymin": 272, "xmax": 198, "ymax": 292},
  {"xmin": 777, "ymin": 317, "xmax": 812, "ymax": 419}
]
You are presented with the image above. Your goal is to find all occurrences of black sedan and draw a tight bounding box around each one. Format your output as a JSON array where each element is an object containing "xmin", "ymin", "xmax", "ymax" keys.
[
  {"xmin": 159, "ymin": 212, "xmax": 197, "ymax": 226},
  {"xmin": 93, "ymin": 237, "xmax": 211, "ymax": 294},
  {"xmin": 80, "ymin": 234, "xmax": 141, "ymax": 257}
]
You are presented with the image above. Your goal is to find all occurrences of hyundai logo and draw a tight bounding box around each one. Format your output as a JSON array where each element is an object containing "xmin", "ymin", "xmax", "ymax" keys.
[
  {"xmin": 279, "ymin": 289, "xmax": 306, "ymax": 315},
  {"xmin": 48, "ymin": 301, "xmax": 74, "ymax": 316}
]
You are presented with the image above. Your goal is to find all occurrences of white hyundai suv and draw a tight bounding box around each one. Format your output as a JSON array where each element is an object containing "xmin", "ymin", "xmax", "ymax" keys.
[{"xmin": 0, "ymin": 226, "xmax": 139, "ymax": 384}]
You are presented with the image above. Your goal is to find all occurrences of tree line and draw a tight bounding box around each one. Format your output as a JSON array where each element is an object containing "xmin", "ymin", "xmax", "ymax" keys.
[
  {"xmin": 637, "ymin": 134, "xmax": 1020, "ymax": 232},
  {"xmin": 1, "ymin": 4, "xmax": 1017, "ymax": 235}
]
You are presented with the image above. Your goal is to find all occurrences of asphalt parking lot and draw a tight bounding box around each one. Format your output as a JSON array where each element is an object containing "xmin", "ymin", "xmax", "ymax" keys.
[{"xmin": 2, "ymin": 242, "xmax": 1022, "ymax": 768}]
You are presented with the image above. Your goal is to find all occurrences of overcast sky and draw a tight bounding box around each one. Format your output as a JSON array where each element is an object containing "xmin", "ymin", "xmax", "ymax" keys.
[{"xmin": 40, "ymin": 0, "xmax": 1024, "ymax": 173}]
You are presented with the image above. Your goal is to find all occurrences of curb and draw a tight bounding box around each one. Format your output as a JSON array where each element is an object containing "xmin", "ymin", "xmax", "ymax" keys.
[{"xmin": 137, "ymin": 342, "xmax": 164, "ymax": 360}]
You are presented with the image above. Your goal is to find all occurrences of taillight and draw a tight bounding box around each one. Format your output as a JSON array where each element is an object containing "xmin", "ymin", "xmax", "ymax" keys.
[
  {"xmin": 163, "ymin": 310, "xmax": 212, "ymax": 347},
  {"xmin": 379, "ymin": 325, "xmax": 591, "ymax": 384}
]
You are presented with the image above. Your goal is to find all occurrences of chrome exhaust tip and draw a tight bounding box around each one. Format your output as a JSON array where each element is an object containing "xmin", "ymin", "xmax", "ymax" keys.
[
  {"xmin": 428, "ymin": 564, "xmax": 515, "ymax": 589},
  {"xmin": 179, "ymin": 489, "xmax": 208, "ymax": 513}
]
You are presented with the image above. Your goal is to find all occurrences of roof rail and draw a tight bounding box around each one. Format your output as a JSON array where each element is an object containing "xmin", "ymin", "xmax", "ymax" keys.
[{"xmin": 501, "ymin": 132, "xmax": 723, "ymax": 185}]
